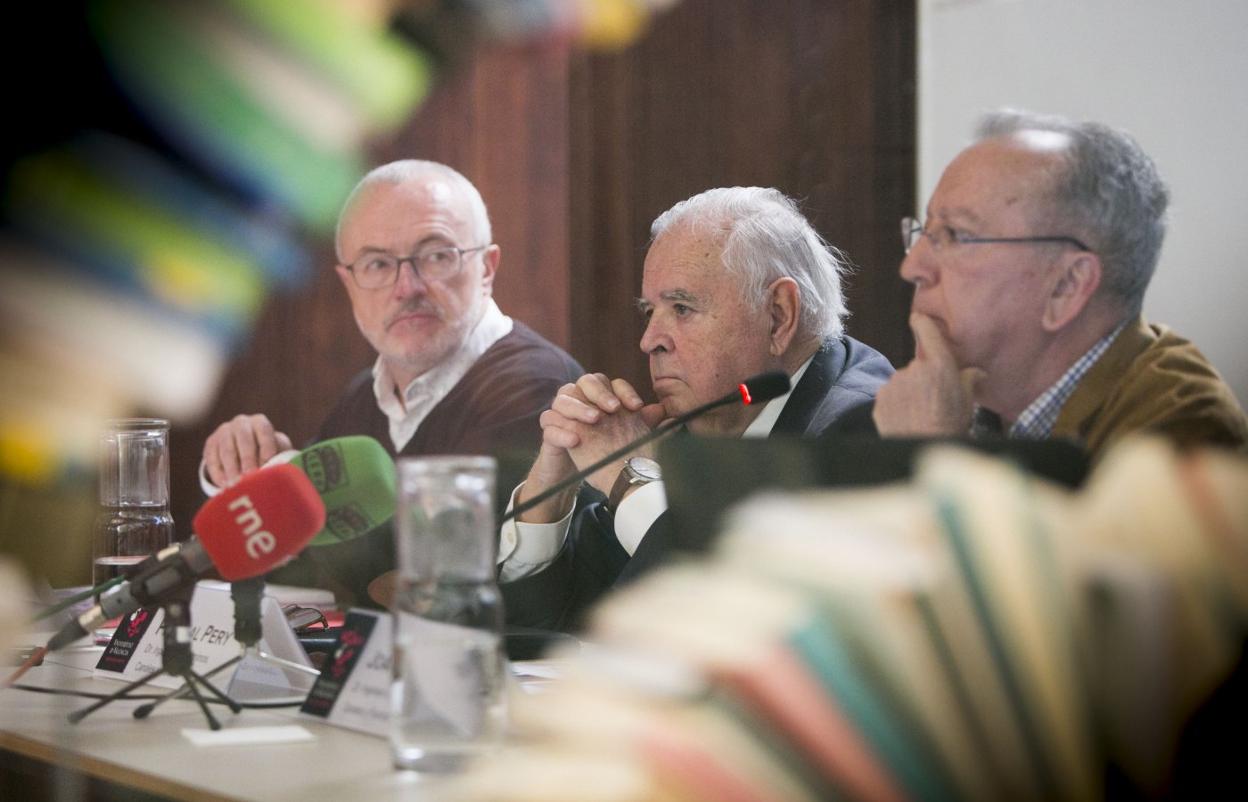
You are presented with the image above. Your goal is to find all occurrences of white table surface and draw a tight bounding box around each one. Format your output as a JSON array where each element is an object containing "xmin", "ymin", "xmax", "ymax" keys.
[{"xmin": 0, "ymin": 644, "xmax": 535, "ymax": 802}]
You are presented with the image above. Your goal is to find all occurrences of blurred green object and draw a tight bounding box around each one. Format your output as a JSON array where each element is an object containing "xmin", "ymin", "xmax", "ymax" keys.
[
  {"xmin": 290, "ymin": 435, "xmax": 397, "ymax": 547},
  {"xmin": 89, "ymin": 0, "xmax": 366, "ymax": 232},
  {"xmin": 225, "ymin": 0, "xmax": 433, "ymax": 131},
  {"xmin": 7, "ymin": 148, "xmax": 268, "ymax": 335}
]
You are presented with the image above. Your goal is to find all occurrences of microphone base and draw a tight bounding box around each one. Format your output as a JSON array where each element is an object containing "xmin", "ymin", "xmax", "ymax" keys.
[
  {"xmin": 66, "ymin": 657, "xmax": 243, "ymax": 731},
  {"xmin": 67, "ymin": 594, "xmax": 244, "ymax": 730},
  {"xmin": 250, "ymin": 644, "xmax": 321, "ymax": 677}
]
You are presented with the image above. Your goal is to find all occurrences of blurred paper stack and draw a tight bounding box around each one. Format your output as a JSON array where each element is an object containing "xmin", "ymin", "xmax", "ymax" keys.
[{"xmin": 447, "ymin": 438, "xmax": 1248, "ymax": 801}]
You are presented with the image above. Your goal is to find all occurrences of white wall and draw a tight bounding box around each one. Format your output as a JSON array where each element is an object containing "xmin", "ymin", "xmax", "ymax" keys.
[{"xmin": 920, "ymin": 0, "xmax": 1247, "ymax": 405}]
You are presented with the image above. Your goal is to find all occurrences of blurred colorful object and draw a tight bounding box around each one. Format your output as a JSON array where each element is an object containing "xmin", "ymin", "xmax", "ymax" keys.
[
  {"xmin": 446, "ymin": 439, "xmax": 1248, "ymax": 801},
  {"xmin": 0, "ymin": 0, "xmax": 680, "ymax": 582},
  {"xmin": 86, "ymin": 0, "xmax": 429, "ymax": 232},
  {"xmin": 0, "ymin": 0, "xmax": 431, "ymax": 483}
]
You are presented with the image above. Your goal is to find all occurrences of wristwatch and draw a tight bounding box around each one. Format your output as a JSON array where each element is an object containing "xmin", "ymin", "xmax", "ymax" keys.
[{"xmin": 607, "ymin": 457, "xmax": 662, "ymax": 512}]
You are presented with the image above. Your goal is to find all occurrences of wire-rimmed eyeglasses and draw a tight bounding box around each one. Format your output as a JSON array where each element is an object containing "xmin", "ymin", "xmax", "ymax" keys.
[{"xmin": 901, "ymin": 217, "xmax": 1091, "ymax": 255}]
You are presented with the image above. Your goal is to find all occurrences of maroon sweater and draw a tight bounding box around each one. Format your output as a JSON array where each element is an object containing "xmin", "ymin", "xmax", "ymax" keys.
[
  {"xmin": 315, "ymin": 322, "xmax": 581, "ymax": 459},
  {"xmin": 274, "ymin": 322, "xmax": 582, "ymax": 605}
]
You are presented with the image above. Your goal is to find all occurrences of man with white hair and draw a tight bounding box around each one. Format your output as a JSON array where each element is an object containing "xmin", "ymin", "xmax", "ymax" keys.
[
  {"xmin": 873, "ymin": 110, "xmax": 1247, "ymax": 456},
  {"xmin": 501, "ymin": 186, "xmax": 894, "ymax": 629},
  {"xmin": 201, "ymin": 160, "xmax": 582, "ymax": 603}
]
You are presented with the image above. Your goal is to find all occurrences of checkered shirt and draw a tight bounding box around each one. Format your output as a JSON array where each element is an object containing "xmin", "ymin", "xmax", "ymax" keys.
[{"xmin": 1005, "ymin": 320, "xmax": 1129, "ymax": 440}]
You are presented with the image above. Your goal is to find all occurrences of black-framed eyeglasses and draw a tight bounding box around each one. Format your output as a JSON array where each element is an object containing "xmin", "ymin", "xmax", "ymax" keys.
[
  {"xmin": 901, "ymin": 217, "xmax": 1091, "ymax": 255},
  {"xmin": 341, "ymin": 244, "xmax": 490, "ymax": 289}
]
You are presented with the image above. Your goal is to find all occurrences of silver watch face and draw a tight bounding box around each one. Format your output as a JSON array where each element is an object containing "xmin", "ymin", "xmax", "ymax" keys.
[{"xmin": 627, "ymin": 457, "xmax": 662, "ymax": 481}]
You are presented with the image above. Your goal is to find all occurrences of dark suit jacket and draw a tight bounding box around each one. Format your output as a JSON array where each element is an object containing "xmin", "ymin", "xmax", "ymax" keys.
[{"xmin": 502, "ymin": 335, "xmax": 894, "ymax": 632}]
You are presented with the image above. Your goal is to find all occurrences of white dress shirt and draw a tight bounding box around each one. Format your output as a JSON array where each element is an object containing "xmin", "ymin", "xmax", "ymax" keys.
[{"xmin": 497, "ymin": 356, "xmax": 813, "ymax": 581}]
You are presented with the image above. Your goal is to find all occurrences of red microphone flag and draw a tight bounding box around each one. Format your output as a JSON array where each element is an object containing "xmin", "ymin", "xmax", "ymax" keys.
[{"xmin": 192, "ymin": 463, "xmax": 326, "ymax": 580}]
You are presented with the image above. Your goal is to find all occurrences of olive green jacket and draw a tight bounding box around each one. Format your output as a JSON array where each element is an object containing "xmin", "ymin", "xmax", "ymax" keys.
[{"xmin": 1053, "ymin": 317, "xmax": 1248, "ymax": 459}]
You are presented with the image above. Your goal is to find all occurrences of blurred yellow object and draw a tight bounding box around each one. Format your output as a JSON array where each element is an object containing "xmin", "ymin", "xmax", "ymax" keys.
[
  {"xmin": 0, "ymin": 423, "xmax": 58, "ymax": 485},
  {"xmin": 577, "ymin": 0, "xmax": 650, "ymax": 50},
  {"xmin": 0, "ymin": 339, "xmax": 126, "ymax": 482}
]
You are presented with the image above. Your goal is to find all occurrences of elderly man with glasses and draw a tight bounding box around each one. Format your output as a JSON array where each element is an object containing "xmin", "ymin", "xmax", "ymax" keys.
[
  {"xmin": 873, "ymin": 109, "xmax": 1246, "ymax": 457},
  {"xmin": 200, "ymin": 160, "xmax": 582, "ymax": 603}
]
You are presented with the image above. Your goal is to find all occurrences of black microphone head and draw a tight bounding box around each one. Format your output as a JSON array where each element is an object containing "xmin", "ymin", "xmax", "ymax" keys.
[{"xmin": 739, "ymin": 371, "xmax": 791, "ymax": 405}]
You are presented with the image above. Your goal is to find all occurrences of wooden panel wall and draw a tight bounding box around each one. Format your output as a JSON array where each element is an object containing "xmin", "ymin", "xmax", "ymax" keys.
[
  {"xmin": 569, "ymin": 0, "xmax": 916, "ymax": 390},
  {"xmin": 167, "ymin": 0, "xmax": 915, "ymax": 530}
]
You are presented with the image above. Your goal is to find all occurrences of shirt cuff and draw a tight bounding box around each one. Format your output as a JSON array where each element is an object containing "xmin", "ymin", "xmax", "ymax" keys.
[
  {"xmin": 497, "ymin": 482, "xmax": 575, "ymax": 582},
  {"xmin": 612, "ymin": 480, "xmax": 667, "ymax": 557},
  {"xmin": 198, "ymin": 449, "xmax": 301, "ymax": 498},
  {"xmin": 199, "ymin": 459, "xmax": 221, "ymax": 498}
]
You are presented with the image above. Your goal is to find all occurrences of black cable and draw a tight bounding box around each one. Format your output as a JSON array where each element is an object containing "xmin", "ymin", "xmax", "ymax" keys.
[
  {"xmin": 9, "ymin": 683, "xmax": 304, "ymax": 708},
  {"xmin": 11, "ymin": 684, "xmax": 167, "ymax": 700}
]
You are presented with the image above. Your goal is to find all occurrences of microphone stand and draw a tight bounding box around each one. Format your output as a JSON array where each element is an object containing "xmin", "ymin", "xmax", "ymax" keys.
[
  {"xmin": 229, "ymin": 576, "xmax": 321, "ymax": 676},
  {"xmin": 68, "ymin": 585, "xmax": 242, "ymax": 730},
  {"xmin": 129, "ymin": 576, "xmax": 320, "ymax": 720}
]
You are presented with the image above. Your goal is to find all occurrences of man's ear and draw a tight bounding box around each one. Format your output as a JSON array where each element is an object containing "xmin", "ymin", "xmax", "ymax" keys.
[
  {"xmin": 479, "ymin": 244, "xmax": 501, "ymax": 294},
  {"xmin": 1042, "ymin": 251, "xmax": 1101, "ymax": 332},
  {"xmin": 334, "ymin": 263, "xmax": 354, "ymax": 292},
  {"xmin": 767, "ymin": 276, "xmax": 802, "ymax": 355}
]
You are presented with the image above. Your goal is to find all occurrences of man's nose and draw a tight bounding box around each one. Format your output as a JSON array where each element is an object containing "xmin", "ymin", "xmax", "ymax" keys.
[
  {"xmin": 392, "ymin": 258, "xmax": 427, "ymax": 296},
  {"xmin": 899, "ymin": 239, "xmax": 938, "ymax": 289},
  {"xmin": 639, "ymin": 315, "xmax": 670, "ymax": 355}
]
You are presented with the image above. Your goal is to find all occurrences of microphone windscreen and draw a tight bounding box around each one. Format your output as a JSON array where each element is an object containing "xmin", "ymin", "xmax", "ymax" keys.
[
  {"xmin": 740, "ymin": 371, "xmax": 791, "ymax": 404},
  {"xmin": 290, "ymin": 435, "xmax": 397, "ymax": 546},
  {"xmin": 193, "ymin": 463, "xmax": 326, "ymax": 580}
]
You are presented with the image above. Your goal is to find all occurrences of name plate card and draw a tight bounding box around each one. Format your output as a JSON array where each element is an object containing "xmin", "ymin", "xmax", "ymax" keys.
[
  {"xmin": 300, "ymin": 608, "xmax": 392, "ymax": 738},
  {"xmin": 95, "ymin": 606, "xmax": 161, "ymax": 674},
  {"xmin": 95, "ymin": 581, "xmax": 316, "ymax": 701}
]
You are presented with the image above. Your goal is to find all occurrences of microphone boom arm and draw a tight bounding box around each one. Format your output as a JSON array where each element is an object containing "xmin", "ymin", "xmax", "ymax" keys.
[{"xmin": 501, "ymin": 374, "xmax": 785, "ymax": 524}]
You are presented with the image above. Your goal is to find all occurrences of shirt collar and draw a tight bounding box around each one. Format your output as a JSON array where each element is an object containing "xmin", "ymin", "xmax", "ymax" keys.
[
  {"xmin": 976, "ymin": 319, "xmax": 1129, "ymax": 440},
  {"xmin": 742, "ymin": 355, "xmax": 814, "ymax": 439}
]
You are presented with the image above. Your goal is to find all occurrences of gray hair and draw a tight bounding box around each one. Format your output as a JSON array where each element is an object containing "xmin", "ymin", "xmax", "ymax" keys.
[
  {"xmin": 975, "ymin": 109, "xmax": 1169, "ymax": 312},
  {"xmin": 650, "ymin": 187, "xmax": 848, "ymax": 340},
  {"xmin": 334, "ymin": 160, "xmax": 492, "ymax": 261}
]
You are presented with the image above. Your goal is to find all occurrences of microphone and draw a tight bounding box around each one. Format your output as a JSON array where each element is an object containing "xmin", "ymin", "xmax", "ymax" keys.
[
  {"xmin": 289, "ymin": 435, "xmax": 397, "ymax": 546},
  {"xmin": 47, "ymin": 464, "xmax": 325, "ymax": 651},
  {"xmin": 206, "ymin": 436, "xmax": 396, "ymax": 545},
  {"xmin": 502, "ymin": 371, "xmax": 790, "ymax": 523},
  {"xmin": 231, "ymin": 436, "xmax": 394, "ymax": 650}
]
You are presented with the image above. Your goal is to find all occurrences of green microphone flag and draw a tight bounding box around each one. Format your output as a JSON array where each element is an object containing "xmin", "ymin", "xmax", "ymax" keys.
[{"xmin": 290, "ymin": 436, "xmax": 396, "ymax": 547}]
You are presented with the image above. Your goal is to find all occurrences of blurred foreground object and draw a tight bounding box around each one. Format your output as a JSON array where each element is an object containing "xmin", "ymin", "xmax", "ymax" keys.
[
  {"xmin": 0, "ymin": 0, "xmax": 682, "ymax": 581},
  {"xmin": 0, "ymin": 559, "xmax": 31, "ymax": 666},
  {"xmin": 445, "ymin": 437, "xmax": 1248, "ymax": 801},
  {"xmin": 1, "ymin": 0, "xmax": 433, "ymax": 469},
  {"xmin": 391, "ymin": 456, "xmax": 505, "ymax": 771}
]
